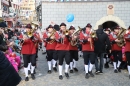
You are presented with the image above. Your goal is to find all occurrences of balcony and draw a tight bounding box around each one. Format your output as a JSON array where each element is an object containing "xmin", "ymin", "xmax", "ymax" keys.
[
  {"xmin": 2, "ymin": 0, "xmax": 9, "ymax": 5},
  {"xmin": 2, "ymin": 12, "xmax": 9, "ymax": 17}
]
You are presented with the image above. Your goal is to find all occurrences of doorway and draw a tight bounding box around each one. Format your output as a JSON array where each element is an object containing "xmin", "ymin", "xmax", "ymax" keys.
[{"xmin": 102, "ymin": 21, "xmax": 118, "ymax": 30}]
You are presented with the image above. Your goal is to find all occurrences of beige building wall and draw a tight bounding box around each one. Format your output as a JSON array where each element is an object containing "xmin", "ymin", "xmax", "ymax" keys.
[{"xmin": 20, "ymin": 0, "xmax": 36, "ymax": 24}]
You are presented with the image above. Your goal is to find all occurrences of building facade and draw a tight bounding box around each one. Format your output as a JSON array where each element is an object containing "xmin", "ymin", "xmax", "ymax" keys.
[
  {"xmin": 41, "ymin": 0, "xmax": 130, "ymax": 30},
  {"xmin": 1, "ymin": 0, "xmax": 21, "ymax": 27},
  {"xmin": 20, "ymin": 0, "xmax": 36, "ymax": 25}
]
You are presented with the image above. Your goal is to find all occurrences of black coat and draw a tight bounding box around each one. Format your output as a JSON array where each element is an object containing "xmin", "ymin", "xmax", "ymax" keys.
[
  {"xmin": 8, "ymin": 30, "xmax": 14, "ymax": 39},
  {"xmin": 0, "ymin": 34, "xmax": 6, "ymax": 45},
  {"xmin": 0, "ymin": 51, "xmax": 21, "ymax": 86},
  {"xmin": 94, "ymin": 28, "xmax": 111, "ymax": 53}
]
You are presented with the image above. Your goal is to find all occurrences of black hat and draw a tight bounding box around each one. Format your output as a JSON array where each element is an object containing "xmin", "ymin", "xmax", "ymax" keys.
[
  {"xmin": 60, "ymin": 23, "xmax": 66, "ymax": 27},
  {"xmin": 69, "ymin": 26, "xmax": 75, "ymax": 30},
  {"xmin": 104, "ymin": 28, "xmax": 111, "ymax": 31},
  {"xmin": 46, "ymin": 27, "xmax": 48, "ymax": 31},
  {"xmin": 114, "ymin": 26, "xmax": 120, "ymax": 30},
  {"xmin": 48, "ymin": 25, "xmax": 54, "ymax": 28},
  {"xmin": 26, "ymin": 24, "xmax": 32, "ymax": 29},
  {"xmin": 54, "ymin": 24, "xmax": 60, "ymax": 31},
  {"xmin": 86, "ymin": 23, "xmax": 92, "ymax": 28}
]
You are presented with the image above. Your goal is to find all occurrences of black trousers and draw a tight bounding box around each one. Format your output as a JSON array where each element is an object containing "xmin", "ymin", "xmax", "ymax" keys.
[
  {"xmin": 36, "ymin": 48, "xmax": 38, "ymax": 58},
  {"xmin": 23, "ymin": 54, "xmax": 36, "ymax": 67},
  {"xmin": 125, "ymin": 52, "xmax": 130, "ymax": 66},
  {"xmin": 39, "ymin": 42, "xmax": 42, "ymax": 49},
  {"xmin": 83, "ymin": 51, "xmax": 96, "ymax": 65},
  {"xmin": 46, "ymin": 50, "xmax": 58, "ymax": 61},
  {"xmin": 104, "ymin": 53, "xmax": 111, "ymax": 61},
  {"xmin": 112, "ymin": 51, "xmax": 122, "ymax": 62},
  {"xmin": 77, "ymin": 44, "xmax": 82, "ymax": 51},
  {"xmin": 70, "ymin": 50, "xmax": 78, "ymax": 62},
  {"xmin": 57, "ymin": 50, "xmax": 70, "ymax": 65}
]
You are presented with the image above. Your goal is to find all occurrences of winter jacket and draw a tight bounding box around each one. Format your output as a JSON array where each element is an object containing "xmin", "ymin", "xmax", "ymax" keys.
[{"xmin": 94, "ymin": 28, "xmax": 111, "ymax": 53}]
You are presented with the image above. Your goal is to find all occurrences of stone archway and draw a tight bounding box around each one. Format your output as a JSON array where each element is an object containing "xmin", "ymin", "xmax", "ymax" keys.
[{"xmin": 94, "ymin": 15, "xmax": 126, "ymax": 30}]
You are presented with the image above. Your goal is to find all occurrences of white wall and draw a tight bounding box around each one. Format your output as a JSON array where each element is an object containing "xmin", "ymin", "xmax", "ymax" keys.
[{"xmin": 42, "ymin": 1, "xmax": 130, "ymax": 30}]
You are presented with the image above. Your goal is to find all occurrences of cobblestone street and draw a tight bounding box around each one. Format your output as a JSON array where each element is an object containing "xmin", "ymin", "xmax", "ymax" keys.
[{"xmin": 18, "ymin": 50, "xmax": 130, "ymax": 86}]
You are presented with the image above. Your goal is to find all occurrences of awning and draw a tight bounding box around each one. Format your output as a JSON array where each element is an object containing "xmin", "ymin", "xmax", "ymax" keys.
[
  {"xmin": 0, "ymin": 17, "xmax": 4, "ymax": 22},
  {"xmin": 31, "ymin": 21, "xmax": 39, "ymax": 25},
  {"xmin": 21, "ymin": 20, "xmax": 31, "ymax": 25}
]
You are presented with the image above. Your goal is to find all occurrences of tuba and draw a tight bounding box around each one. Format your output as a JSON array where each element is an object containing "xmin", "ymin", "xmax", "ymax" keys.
[
  {"xmin": 116, "ymin": 27, "xmax": 126, "ymax": 47},
  {"xmin": 70, "ymin": 26, "xmax": 82, "ymax": 46}
]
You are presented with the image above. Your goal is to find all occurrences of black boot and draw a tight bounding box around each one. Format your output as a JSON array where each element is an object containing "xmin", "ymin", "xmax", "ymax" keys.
[
  {"xmin": 25, "ymin": 77, "xmax": 29, "ymax": 81},
  {"xmin": 34, "ymin": 69, "xmax": 36, "ymax": 74},
  {"xmin": 31, "ymin": 74, "xmax": 35, "ymax": 80},
  {"xmin": 114, "ymin": 69, "xmax": 118, "ymax": 73},
  {"xmin": 89, "ymin": 71, "xmax": 94, "ymax": 77},
  {"xmin": 105, "ymin": 62, "xmax": 109, "ymax": 68},
  {"xmin": 53, "ymin": 67, "xmax": 57, "ymax": 72},
  {"xmin": 85, "ymin": 73, "xmax": 89, "ymax": 79},
  {"xmin": 59, "ymin": 75, "xmax": 63, "ymax": 80},
  {"xmin": 117, "ymin": 67, "xmax": 121, "ymax": 72},
  {"xmin": 47, "ymin": 70, "xmax": 52, "ymax": 74},
  {"xmin": 28, "ymin": 70, "xmax": 31, "ymax": 75},
  {"xmin": 74, "ymin": 68, "xmax": 78, "ymax": 72},
  {"xmin": 65, "ymin": 73, "xmax": 69, "ymax": 79},
  {"xmin": 70, "ymin": 70, "xmax": 73, "ymax": 73}
]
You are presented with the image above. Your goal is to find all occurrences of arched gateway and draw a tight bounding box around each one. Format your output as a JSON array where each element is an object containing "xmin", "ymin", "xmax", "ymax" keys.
[{"xmin": 94, "ymin": 15, "xmax": 126, "ymax": 30}]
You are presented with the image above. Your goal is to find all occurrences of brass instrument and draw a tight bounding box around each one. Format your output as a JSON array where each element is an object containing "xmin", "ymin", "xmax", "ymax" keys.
[
  {"xmin": 116, "ymin": 27, "xmax": 126, "ymax": 47},
  {"xmin": 63, "ymin": 29, "xmax": 69, "ymax": 35},
  {"xmin": 90, "ymin": 29, "xmax": 97, "ymax": 38},
  {"xmin": 31, "ymin": 21, "xmax": 39, "ymax": 29},
  {"xmin": 70, "ymin": 26, "xmax": 82, "ymax": 46},
  {"xmin": 47, "ymin": 29, "xmax": 56, "ymax": 44},
  {"xmin": 60, "ymin": 29, "xmax": 69, "ymax": 44},
  {"xmin": 89, "ymin": 28, "xmax": 97, "ymax": 49}
]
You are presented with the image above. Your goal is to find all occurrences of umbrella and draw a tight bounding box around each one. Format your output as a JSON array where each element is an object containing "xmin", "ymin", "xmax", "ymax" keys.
[{"xmin": 0, "ymin": 22, "xmax": 7, "ymax": 28}]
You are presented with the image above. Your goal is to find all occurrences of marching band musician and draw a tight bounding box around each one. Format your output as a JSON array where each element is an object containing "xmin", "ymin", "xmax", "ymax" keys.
[
  {"xmin": 69, "ymin": 26, "xmax": 79, "ymax": 73},
  {"xmin": 79, "ymin": 23, "xmax": 97, "ymax": 79},
  {"xmin": 55, "ymin": 23, "xmax": 71, "ymax": 80},
  {"xmin": 109, "ymin": 26, "xmax": 122, "ymax": 73},
  {"xmin": 19, "ymin": 24, "xmax": 39, "ymax": 81},
  {"xmin": 124, "ymin": 26, "xmax": 130, "ymax": 79},
  {"xmin": 43, "ymin": 25, "xmax": 57, "ymax": 74}
]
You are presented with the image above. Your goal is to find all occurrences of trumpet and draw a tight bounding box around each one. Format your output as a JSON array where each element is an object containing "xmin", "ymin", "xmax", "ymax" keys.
[
  {"xmin": 59, "ymin": 29, "xmax": 69, "ymax": 44},
  {"xmin": 63, "ymin": 29, "xmax": 69, "ymax": 35}
]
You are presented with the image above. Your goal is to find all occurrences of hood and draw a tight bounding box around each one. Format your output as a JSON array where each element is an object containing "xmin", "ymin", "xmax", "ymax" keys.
[{"xmin": 96, "ymin": 28, "xmax": 104, "ymax": 34}]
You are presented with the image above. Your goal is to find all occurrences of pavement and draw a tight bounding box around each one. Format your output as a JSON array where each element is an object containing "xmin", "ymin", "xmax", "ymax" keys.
[{"xmin": 18, "ymin": 50, "xmax": 130, "ymax": 86}]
